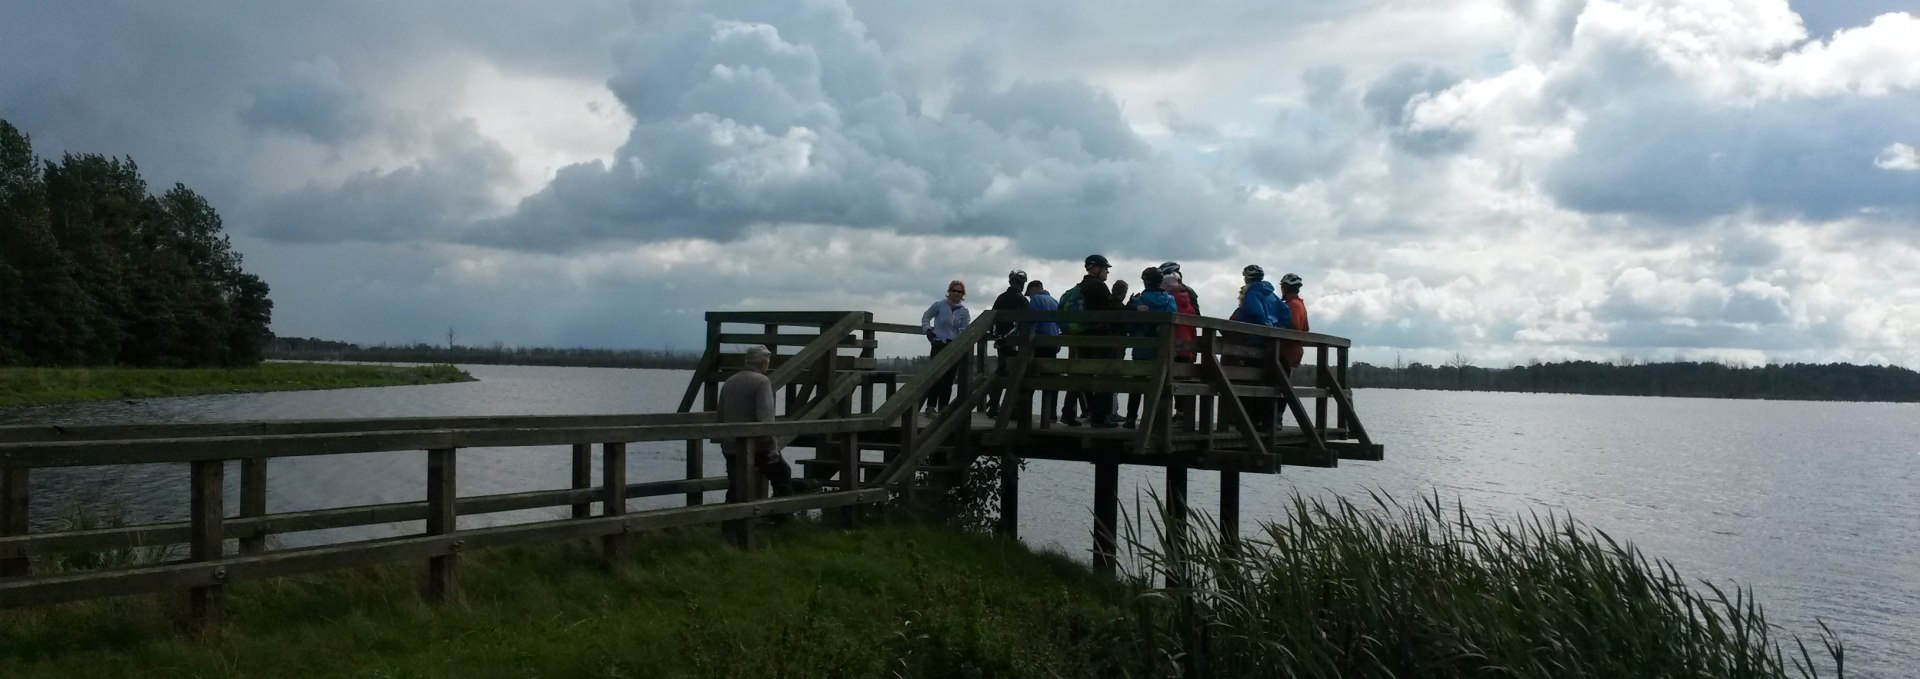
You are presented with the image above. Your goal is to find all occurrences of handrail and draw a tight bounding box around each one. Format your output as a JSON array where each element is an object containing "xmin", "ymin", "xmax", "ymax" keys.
[
  {"xmin": 0, "ymin": 412, "xmax": 718, "ymax": 445},
  {"xmin": 871, "ymin": 310, "xmax": 998, "ymax": 425},
  {"xmin": 990, "ymin": 310, "xmax": 1350, "ymax": 348},
  {"xmin": 0, "ymin": 417, "xmax": 883, "ymax": 468}
]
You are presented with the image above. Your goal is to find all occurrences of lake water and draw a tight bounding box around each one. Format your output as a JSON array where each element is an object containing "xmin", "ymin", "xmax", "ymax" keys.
[{"xmin": 3, "ymin": 364, "xmax": 1915, "ymax": 676}]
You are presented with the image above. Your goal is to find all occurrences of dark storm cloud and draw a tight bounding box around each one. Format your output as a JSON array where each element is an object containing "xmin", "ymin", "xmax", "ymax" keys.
[
  {"xmin": 1547, "ymin": 93, "xmax": 1920, "ymax": 222},
  {"xmin": 238, "ymin": 58, "xmax": 370, "ymax": 145},
  {"xmin": 253, "ymin": 122, "xmax": 515, "ymax": 243}
]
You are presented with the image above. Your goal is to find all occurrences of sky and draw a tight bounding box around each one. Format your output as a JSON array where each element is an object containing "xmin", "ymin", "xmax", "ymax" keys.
[{"xmin": 2, "ymin": 0, "xmax": 1917, "ymax": 367}]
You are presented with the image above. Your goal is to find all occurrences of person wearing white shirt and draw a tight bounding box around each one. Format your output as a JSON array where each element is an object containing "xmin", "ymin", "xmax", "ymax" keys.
[{"xmin": 919, "ymin": 279, "xmax": 971, "ymax": 416}]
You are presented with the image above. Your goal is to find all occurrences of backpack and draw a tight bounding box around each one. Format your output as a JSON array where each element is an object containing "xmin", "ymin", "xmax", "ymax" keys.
[{"xmin": 1058, "ymin": 285, "xmax": 1086, "ymax": 335}]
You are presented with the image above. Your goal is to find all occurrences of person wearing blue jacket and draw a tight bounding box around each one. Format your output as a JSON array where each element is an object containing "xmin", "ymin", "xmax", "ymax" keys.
[
  {"xmin": 1123, "ymin": 268, "xmax": 1180, "ymax": 428},
  {"xmin": 1230, "ymin": 264, "xmax": 1291, "ymax": 334}
]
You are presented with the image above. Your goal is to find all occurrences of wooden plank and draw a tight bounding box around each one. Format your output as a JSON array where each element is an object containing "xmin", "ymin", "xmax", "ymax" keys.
[
  {"xmin": 1171, "ymin": 363, "xmax": 1265, "ymax": 382},
  {"xmin": 706, "ymin": 311, "xmax": 863, "ymax": 325},
  {"xmin": 990, "ymin": 326, "xmax": 1040, "ymax": 435},
  {"xmin": 1029, "ymin": 358, "xmax": 1160, "ymax": 378},
  {"xmin": 0, "ymin": 412, "xmax": 720, "ymax": 445},
  {"xmin": 187, "ymin": 459, "xmax": 224, "ymax": 629},
  {"xmin": 239, "ymin": 458, "xmax": 267, "ymax": 555},
  {"xmin": 1, "ymin": 467, "xmax": 27, "ymax": 576},
  {"xmin": 0, "ymin": 418, "xmax": 886, "ymax": 468},
  {"xmin": 425, "ymin": 448, "xmax": 457, "ymax": 602},
  {"xmin": 766, "ymin": 313, "xmax": 864, "ymax": 391},
  {"xmin": 1131, "ymin": 324, "xmax": 1173, "ymax": 452},
  {"xmin": 1220, "ymin": 469, "xmax": 1240, "ymax": 555},
  {"xmin": 1201, "ymin": 334, "xmax": 1271, "ymax": 463},
  {"xmin": 717, "ymin": 333, "xmax": 874, "ymax": 349},
  {"xmin": 601, "ymin": 442, "xmax": 626, "ymax": 562},
  {"xmin": 1267, "ymin": 351, "xmax": 1328, "ymax": 456},
  {"xmin": 873, "ymin": 375, "xmax": 991, "ymax": 489},
  {"xmin": 863, "ymin": 321, "xmax": 921, "ymax": 335},
  {"xmin": 1317, "ymin": 366, "xmax": 1375, "ymax": 447},
  {"xmin": 0, "ymin": 478, "xmax": 729, "ymax": 560},
  {"xmin": 873, "ymin": 318, "xmax": 992, "ymax": 424},
  {"xmin": 773, "ymin": 373, "xmax": 863, "ymax": 450},
  {"xmin": 0, "ymin": 489, "xmax": 888, "ymax": 610},
  {"xmin": 1028, "ymin": 335, "xmax": 1160, "ymax": 349},
  {"xmin": 1165, "ymin": 463, "xmax": 1188, "ymax": 587},
  {"xmin": 716, "ymin": 353, "xmax": 875, "ymax": 371},
  {"xmin": 1017, "ymin": 376, "xmax": 1153, "ymax": 394}
]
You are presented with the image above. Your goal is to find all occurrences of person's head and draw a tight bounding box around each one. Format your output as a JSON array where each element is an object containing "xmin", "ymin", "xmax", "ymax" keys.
[
  {"xmin": 1141, "ymin": 267, "xmax": 1164, "ymax": 290},
  {"xmin": 1242, "ymin": 264, "xmax": 1265, "ymax": 283},
  {"xmin": 744, "ymin": 344, "xmax": 772, "ymax": 373},
  {"xmin": 1112, "ymin": 278, "xmax": 1129, "ymax": 297},
  {"xmin": 1084, "ymin": 254, "xmax": 1112, "ymax": 281},
  {"xmin": 1025, "ymin": 279, "xmax": 1044, "ymax": 295},
  {"xmin": 945, "ymin": 279, "xmax": 967, "ymax": 303},
  {"xmin": 1280, "ymin": 272, "xmax": 1303, "ymax": 294},
  {"xmin": 1008, "ymin": 269, "xmax": 1028, "ymax": 289},
  {"xmin": 1158, "ymin": 261, "xmax": 1181, "ymax": 278}
]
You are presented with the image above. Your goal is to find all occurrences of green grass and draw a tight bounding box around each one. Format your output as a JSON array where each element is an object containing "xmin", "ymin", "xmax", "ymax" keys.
[
  {"xmin": 0, "ymin": 496, "xmax": 1850, "ymax": 678},
  {"xmin": 0, "ymin": 523, "xmax": 1130, "ymax": 678},
  {"xmin": 0, "ymin": 363, "xmax": 473, "ymax": 407}
]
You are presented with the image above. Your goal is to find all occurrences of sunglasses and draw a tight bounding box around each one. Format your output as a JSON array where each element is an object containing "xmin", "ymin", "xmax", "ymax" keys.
[{"xmin": 947, "ymin": 288, "xmax": 966, "ymax": 294}]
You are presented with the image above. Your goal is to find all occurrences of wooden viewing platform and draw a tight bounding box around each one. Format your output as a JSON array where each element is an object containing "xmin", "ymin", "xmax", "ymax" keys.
[{"xmin": 0, "ymin": 309, "xmax": 1379, "ymax": 626}]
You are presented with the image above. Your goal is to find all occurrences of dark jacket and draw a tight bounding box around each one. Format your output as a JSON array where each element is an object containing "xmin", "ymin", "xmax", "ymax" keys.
[
  {"xmin": 1074, "ymin": 275, "xmax": 1120, "ymax": 336},
  {"xmin": 991, "ymin": 285, "xmax": 1029, "ymax": 346}
]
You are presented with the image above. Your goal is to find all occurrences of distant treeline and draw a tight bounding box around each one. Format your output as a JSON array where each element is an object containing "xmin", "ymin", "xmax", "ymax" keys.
[
  {"xmin": 0, "ymin": 120, "xmax": 272, "ymax": 368},
  {"xmin": 266, "ymin": 336, "xmax": 702, "ymax": 370},
  {"xmin": 1349, "ymin": 359, "xmax": 1920, "ymax": 402}
]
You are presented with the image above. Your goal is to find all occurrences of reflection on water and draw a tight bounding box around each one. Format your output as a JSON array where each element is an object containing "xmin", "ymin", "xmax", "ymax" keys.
[{"xmin": 3, "ymin": 365, "xmax": 1915, "ymax": 676}]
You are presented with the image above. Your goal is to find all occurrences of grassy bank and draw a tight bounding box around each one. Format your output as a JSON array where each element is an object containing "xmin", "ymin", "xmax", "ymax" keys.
[
  {"xmin": 0, "ymin": 363, "xmax": 473, "ymax": 407},
  {"xmin": 0, "ymin": 524, "xmax": 1126, "ymax": 678},
  {"xmin": 0, "ymin": 498, "xmax": 1847, "ymax": 678}
]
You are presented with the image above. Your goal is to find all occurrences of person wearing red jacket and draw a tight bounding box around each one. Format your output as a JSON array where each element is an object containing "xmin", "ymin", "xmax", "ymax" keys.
[{"xmin": 1279, "ymin": 273, "xmax": 1310, "ymax": 370}]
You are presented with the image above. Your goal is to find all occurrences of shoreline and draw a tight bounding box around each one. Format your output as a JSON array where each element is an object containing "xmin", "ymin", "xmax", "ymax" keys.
[{"xmin": 0, "ymin": 363, "xmax": 474, "ymax": 408}]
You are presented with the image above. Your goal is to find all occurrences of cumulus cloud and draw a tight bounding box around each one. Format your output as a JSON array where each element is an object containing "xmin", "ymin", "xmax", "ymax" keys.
[
  {"xmin": 472, "ymin": 0, "xmax": 1267, "ymax": 260},
  {"xmin": 1876, "ymin": 142, "xmax": 1920, "ymax": 171},
  {"xmin": 239, "ymin": 58, "xmax": 370, "ymax": 145}
]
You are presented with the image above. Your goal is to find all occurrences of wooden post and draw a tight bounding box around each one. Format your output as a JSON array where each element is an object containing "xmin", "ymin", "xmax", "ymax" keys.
[
  {"xmin": 725, "ymin": 440, "xmax": 761, "ymax": 549},
  {"xmin": 1092, "ymin": 460, "xmax": 1118, "ymax": 577},
  {"xmin": 239, "ymin": 458, "xmax": 268, "ymax": 555},
  {"xmin": 1, "ymin": 467, "xmax": 28, "ymax": 577},
  {"xmin": 1166, "ymin": 463, "xmax": 1189, "ymax": 589},
  {"xmin": 837, "ymin": 432, "xmax": 860, "ymax": 527},
  {"xmin": 997, "ymin": 452, "xmax": 1020, "ymax": 537},
  {"xmin": 571, "ymin": 443, "xmax": 593, "ymax": 518},
  {"xmin": 601, "ymin": 442, "xmax": 627, "ymax": 563},
  {"xmin": 1334, "ymin": 346, "xmax": 1348, "ymax": 434},
  {"xmin": 1319, "ymin": 346, "xmax": 1332, "ymax": 435},
  {"xmin": 187, "ymin": 460, "xmax": 225, "ymax": 629},
  {"xmin": 1220, "ymin": 469, "xmax": 1241, "ymax": 555},
  {"xmin": 425, "ymin": 448, "xmax": 458, "ymax": 602}
]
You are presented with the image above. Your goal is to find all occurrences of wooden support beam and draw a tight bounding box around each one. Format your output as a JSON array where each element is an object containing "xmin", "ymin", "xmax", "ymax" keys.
[
  {"xmin": 1092, "ymin": 460, "xmax": 1118, "ymax": 578},
  {"xmin": 1165, "ymin": 463, "xmax": 1188, "ymax": 588},
  {"xmin": 1267, "ymin": 349, "xmax": 1328, "ymax": 457},
  {"xmin": 1219, "ymin": 469, "xmax": 1240, "ymax": 555},
  {"xmin": 425, "ymin": 448, "xmax": 457, "ymax": 602},
  {"xmin": 683, "ymin": 439, "xmax": 704, "ymax": 507},
  {"xmin": 239, "ymin": 458, "xmax": 267, "ymax": 555},
  {"xmin": 600, "ymin": 442, "xmax": 627, "ymax": 563},
  {"xmin": 836, "ymin": 432, "xmax": 860, "ymax": 528},
  {"xmin": 1319, "ymin": 346, "xmax": 1332, "ymax": 435},
  {"xmin": 1, "ymin": 467, "xmax": 27, "ymax": 576},
  {"xmin": 997, "ymin": 452, "xmax": 1020, "ymax": 538},
  {"xmin": 1200, "ymin": 333, "xmax": 1271, "ymax": 463},
  {"xmin": 187, "ymin": 460, "xmax": 224, "ymax": 630}
]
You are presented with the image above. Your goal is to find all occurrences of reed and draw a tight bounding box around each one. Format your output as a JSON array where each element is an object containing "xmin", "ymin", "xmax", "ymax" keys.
[{"xmin": 1116, "ymin": 489, "xmax": 1847, "ymax": 678}]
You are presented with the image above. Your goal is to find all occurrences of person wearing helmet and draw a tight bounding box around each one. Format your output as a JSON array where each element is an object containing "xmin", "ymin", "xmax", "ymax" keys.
[
  {"xmin": 986, "ymin": 269, "xmax": 1031, "ymax": 417},
  {"xmin": 1070, "ymin": 254, "xmax": 1123, "ymax": 427},
  {"xmin": 1229, "ymin": 264, "xmax": 1291, "ymax": 332},
  {"xmin": 1279, "ymin": 273, "xmax": 1310, "ymax": 370},
  {"xmin": 1122, "ymin": 266, "xmax": 1179, "ymax": 428},
  {"xmin": 1160, "ymin": 262, "xmax": 1201, "ymax": 428}
]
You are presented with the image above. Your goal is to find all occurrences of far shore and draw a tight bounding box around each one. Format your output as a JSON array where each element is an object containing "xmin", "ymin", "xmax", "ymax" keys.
[{"xmin": 0, "ymin": 363, "xmax": 473, "ymax": 408}]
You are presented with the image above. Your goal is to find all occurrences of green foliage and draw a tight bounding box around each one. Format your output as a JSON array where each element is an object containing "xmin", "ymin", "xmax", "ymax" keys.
[
  {"xmin": 1118, "ymin": 490, "xmax": 1848, "ymax": 679},
  {"xmin": 1351, "ymin": 358, "xmax": 1920, "ymax": 402},
  {"xmin": 39, "ymin": 498, "xmax": 180, "ymax": 573},
  {"xmin": 0, "ymin": 119, "xmax": 272, "ymax": 368},
  {"xmin": 0, "ymin": 362, "xmax": 472, "ymax": 407}
]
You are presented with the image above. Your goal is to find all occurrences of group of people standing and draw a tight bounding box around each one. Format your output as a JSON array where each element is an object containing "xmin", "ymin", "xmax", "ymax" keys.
[{"xmin": 919, "ymin": 254, "xmax": 1310, "ymax": 428}]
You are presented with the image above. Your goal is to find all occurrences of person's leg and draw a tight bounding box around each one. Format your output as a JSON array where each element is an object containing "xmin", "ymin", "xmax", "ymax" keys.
[
  {"xmin": 721, "ymin": 451, "xmax": 743, "ymax": 503},
  {"xmin": 925, "ymin": 340, "xmax": 949, "ymax": 411},
  {"xmin": 760, "ymin": 453, "xmax": 795, "ymax": 498}
]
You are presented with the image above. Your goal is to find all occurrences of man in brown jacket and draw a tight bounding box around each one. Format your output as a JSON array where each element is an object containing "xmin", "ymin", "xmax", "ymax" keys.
[{"xmin": 717, "ymin": 345, "xmax": 793, "ymax": 502}]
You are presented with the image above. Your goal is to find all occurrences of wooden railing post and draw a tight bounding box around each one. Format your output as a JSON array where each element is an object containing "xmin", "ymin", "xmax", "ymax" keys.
[
  {"xmin": 837, "ymin": 432, "xmax": 860, "ymax": 528},
  {"xmin": 1165, "ymin": 463, "xmax": 1188, "ymax": 587},
  {"xmin": 601, "ymin": 442, "xmax": 627, "ymax": 563},
  {"xmin": 1219, "ymin": 468, "xmax": 1240, "ymax": 555},
  {"xmin": 1318, "ymin": 346, "xmax": 1332, "ymax": 435},
  {"xmin": 1, "ymin": 467, "xmax": 28, "ymax": 577},
  {"xmin": 239, "ymin": 458, "xmax": 268, "ymax": 555},
  {"xmin": 571, "ymin": 443, "xmax": 593, "ymax": 518},
  {"xmin": 426, "ymin": 448, "xmax": 458, "ymax": 602},
  {"xmin": 996, "ymin": 451, "xmax": 1019, "ymax": 537},
  {"xmin": 1092, "ymin": 460, "xmax": 1119, "ymax": 577},
  {"xmin": 690, "ymin": 328, "xmax": 720, "ymax": 507},
  {"xmin": 1334, "ymin": 346, "xmax": 1348, "ymax": 435},
  {"xmin": 187, "ymin": 459, "xmax": 225, "ymax": 629}
]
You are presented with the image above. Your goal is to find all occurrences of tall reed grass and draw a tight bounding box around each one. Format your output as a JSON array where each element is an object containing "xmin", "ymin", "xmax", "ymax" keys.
[{"xmin": 1116, "ymin": 490, "xmax": 1846, "ymax": 679}]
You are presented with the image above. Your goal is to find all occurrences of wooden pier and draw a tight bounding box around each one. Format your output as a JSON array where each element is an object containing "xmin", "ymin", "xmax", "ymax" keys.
[{"xmin": 0, "ymin": 309, "xmax": 1377, "ymax": 624}]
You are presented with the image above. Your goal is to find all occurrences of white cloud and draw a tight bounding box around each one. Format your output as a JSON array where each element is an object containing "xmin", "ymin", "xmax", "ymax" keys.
[{"xmin": 1875, "ymin": 142, "xmax": 1920, "ymax": 171}]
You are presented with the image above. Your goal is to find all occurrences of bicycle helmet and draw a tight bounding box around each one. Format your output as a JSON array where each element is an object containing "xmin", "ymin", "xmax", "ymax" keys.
[
  {"xmin": 1242, "ymin": 264, "xmax": 1265, "ymax": 280},
  {"xmin": 1280, "ymin": 273, "xmax": 1303, "ymax": 288}
]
